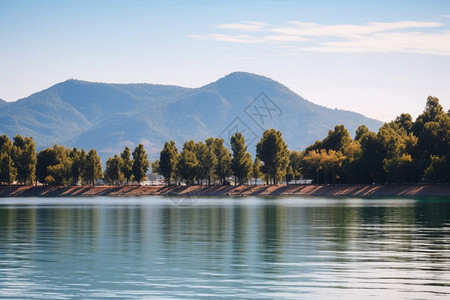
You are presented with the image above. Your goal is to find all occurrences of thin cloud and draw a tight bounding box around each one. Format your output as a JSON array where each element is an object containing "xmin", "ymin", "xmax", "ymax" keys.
[
  {"xmin": 189, "ymin": 20, "xmax": 450, "ymax": 56},
  {"xmin": 305, "ymin": 31, "xmax": 450, "ymax": 55},
  {"xmin": 272, "ymin": 20, "xmax": 441, "ymax": 37},
  {"xmin": 217, "ymin": 21, "xmax": 268, "ymax": 32}
]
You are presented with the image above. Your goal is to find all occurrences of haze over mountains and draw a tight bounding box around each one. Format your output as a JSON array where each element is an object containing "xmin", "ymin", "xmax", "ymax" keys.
[{"xmin": 0, "ymin": 72, "xmax": 382, "ymax": 160}]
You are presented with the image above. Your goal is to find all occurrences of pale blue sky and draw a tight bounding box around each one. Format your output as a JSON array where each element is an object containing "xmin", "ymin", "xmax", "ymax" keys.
[{"xmin": 1, "ymin": 0, "xmax": 449, "ymax": 121}]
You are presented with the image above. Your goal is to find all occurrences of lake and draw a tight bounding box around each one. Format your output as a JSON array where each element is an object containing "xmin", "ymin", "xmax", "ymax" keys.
[{"xmin": 0, "ymin": 196, "xmax": 449, "ymax": 299}]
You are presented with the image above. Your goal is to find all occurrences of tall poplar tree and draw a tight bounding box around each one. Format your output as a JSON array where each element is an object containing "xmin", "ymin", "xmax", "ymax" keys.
[
  {"xmin": 120, "ymin": 146, "xmax": 134, "ymax": 185},
  {"xmin": 83, "ymin": 149, "xmax": 103, "ymax": 186},
  {"xmin": 210, "ymin": 138, "xmax": 232, "ymax": 184},
  {"xmin": 178, "ymin": 140, "xmax": 198, "ymax": 184},
  {"xmin": 132, "ymin": 144, "xmax": 149, "ymax": 185},
  {"xmin": 159, "ymin": 140, "xmax": 179, "ymax": 185},
  {"xmin": 230, "ymin": 132, "xmax": 253, "ymax": 185}
]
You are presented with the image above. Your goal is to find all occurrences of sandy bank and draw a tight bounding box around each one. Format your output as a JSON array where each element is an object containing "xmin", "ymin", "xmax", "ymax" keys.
[{"xmin": 0, "ymin": 184, "xmax": 449, "ymax": 198}]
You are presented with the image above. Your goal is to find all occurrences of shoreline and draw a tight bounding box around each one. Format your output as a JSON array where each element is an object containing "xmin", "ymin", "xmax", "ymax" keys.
[{"xmin": 0, "ymin": 184, "xmax": 449, "ymax": 198}]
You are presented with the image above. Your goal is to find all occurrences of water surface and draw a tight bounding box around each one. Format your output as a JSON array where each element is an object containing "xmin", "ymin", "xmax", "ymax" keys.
[{"xmin": 0, "ymin": 196, "xmax": 449, "ymax": 299}]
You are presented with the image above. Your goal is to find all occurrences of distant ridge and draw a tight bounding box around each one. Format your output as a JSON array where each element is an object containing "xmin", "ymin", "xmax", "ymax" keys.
[{"xmin": 0, "ymin": 72, "xmax": 382, "ymax": 160}]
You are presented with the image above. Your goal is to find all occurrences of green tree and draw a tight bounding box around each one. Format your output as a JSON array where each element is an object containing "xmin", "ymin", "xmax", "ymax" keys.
[
  {"xmin": 104, "ymin": 155, "xmax": 124, "ymax": 185},
  {"xmin": 424, "ymin": 154, "xmax": 450, "ymax": 183},
  {"xmin": 0, "ymin": 135, "xmax": 13, "ymax": 155},
  {"xmin": 12, "ymin": 135, "xmax": 36, "ymax": 185},
  {"xmin": 285, "ymin": 165, "xmax": 294, "ymax": 184},
  {"xmin": 358, "ymin": 131, "xmax": 385, "ymax": 183},
  {"xmin": 83, "ymin": 149, "xmax": 103, "ymax": 186},
  {"xmin": 204, "ymin": 138, "xmax": 219, "ymax": 185},
  {"xmin": 196, "ymin": 141, "xmax": 218, "ymax": 185},
  {"xmin": 355, "ymin": 125, "xmax": 369, "ymax": 142},
  {"xmin": 132, "ymin": 144, "xmax": 149, "ymax": 185},
  {"xmin": 378, "ymin": 122, "xmax": 417, "ymax": 183},
  {"xmin": 69, "ymin": 148, "xmax": 83, "ymax": 185},
  {"xmin": 178, "ymin": 140, "xmax": 198, "ymax": 185},
  {"xmin": 412, "ymin": 96, "xmax": 449, "ymax": 176},
  {"xmin": 395, "ymin": 113, "xmax": 413, "ymax": 133},
  {"xmin": 120, "ymin": 146, "xmax": 134, "ymax": 185},
  {"xmin": 256, "ymin": 129, "xmax": 289, "ymax": 184},
  {"xmin": 36, "ymin": 145, "xmax": 72, "ymax": 186},
  {"xmin": 252, "ymin": 157, "xmax": 262, "ymax": 185},
  {"xmin": 0, "ymin": 135, "xmax": 16, "ymax": 185},
  {"xmin": 289, "ymin": 150, "xmax": 302, "ymax": 184},
  {"xmin": 210, "ymin": 138, "xmax": 232, "ymax": 184},
  {"xmin": 321, "ymin": 125, "xmax": 352, "ymax": 152},
  {"xmin": 230, "ymin": 132, "xmax": 253, "ymax": 185},
  {"xmin": 159, "ymin": 141, "xmax": 179, "ymax": 185},
  {"xmin": 342, "ymin": 140, "xmax": 363, "ymax": 183},
  {"xmin": 0, "ymin": 152, "xmax": 16, "ymax": 186},
  {"xmin": 36, "ymin": 148, "xmax": 57, "ymax": 184},
  {"xmin": 151, "ymin": 159, "xmax": 161, "ymax": 175}
]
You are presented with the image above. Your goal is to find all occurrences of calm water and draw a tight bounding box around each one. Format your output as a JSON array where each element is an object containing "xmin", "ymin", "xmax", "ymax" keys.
[{"xmin": 0, "ymin": 196, "xmax": 449, "ymax": 299}]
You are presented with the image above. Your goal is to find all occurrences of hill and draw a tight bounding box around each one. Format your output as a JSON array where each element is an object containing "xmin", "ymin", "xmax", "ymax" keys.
[{"xmin": 0, "ymin": 72, "xmax": 382, "ymax": 160}]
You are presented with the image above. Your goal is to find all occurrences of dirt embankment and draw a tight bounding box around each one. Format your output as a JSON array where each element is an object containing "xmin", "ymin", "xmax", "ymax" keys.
[{"xmin": 0, "ymin": 184, "xmax": 449, "ymax": 198}]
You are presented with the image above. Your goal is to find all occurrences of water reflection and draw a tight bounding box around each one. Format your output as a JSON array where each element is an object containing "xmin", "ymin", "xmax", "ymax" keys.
[{"xmin": 0, "ymin": 197, "xmax": 449, "ymax": 299}]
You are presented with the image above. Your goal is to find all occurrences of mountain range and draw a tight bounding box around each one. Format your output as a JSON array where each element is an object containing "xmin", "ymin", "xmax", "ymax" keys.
[{"xmin": 0, "ymin": 72, "xmax": 382, "ymax": 161}]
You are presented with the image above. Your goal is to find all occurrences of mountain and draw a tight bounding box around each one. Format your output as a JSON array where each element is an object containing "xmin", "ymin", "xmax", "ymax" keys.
[{"xmin": 0, "ymin": 72, "xmax": 382, "ymax": 161}]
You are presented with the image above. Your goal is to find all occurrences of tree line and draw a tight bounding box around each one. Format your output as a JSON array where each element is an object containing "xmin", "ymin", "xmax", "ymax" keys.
[
  {"xmin": 0, "ymin": 96, "xmax": 448, "ymax": 186},
  {"xmin": 152, "ymin": 96, "xmax": 449, "ymax": 185},
  {"xmin": 0, "ymin": 138, "xmax": 150, "ymax": 186},
  {"xmin": 299, "ymin": 96, "xmax": 449, "ymax": 184}
]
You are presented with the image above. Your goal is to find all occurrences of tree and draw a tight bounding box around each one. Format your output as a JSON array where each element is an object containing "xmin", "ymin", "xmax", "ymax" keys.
[
  {"xmin": 132, "ymin": 144, "xmax": 149, "ymax": 185},
  {"xmin": 377, "ymin": 122, "xmax": 417, "ymax": 183},
  {"xmin": 319, "ymin": 149, "xmax": 344, "ymax": 184},
  {"xmin": 79, "ymin": 149, "xmax": 87, "ymax": 185},
  {"xmin": 0, "ymin": 135, "xmax": 16, "ymax": 186},
  {"xmin": 355, "ymin": 125, "xmax": 369, "ymax": 142},
  {"xmin": 204, "ymin": 138, "xmax": 219, "ymax": 185},
  {"xmin": 252, "ymin": 158, "xmax": 262, "ymax": 185},
  {"xmin": 69, "ymin": 148, "xmax": 83, "ymax": 185},
  {"xmin": 210, "ymin": 138, "xmax": 232, "ymax": 185},
  {"xmin": 358, "ymin": 131, "xmax": 385, "ymax": 183},
  {"xmin": 151, "ymin": 159, "xmax": 161, "ymax": 175},
  {"xmin": 177, "ymin": 140, "xmax": 198, "ymax": 185},
  {"xmin": 159, "ymin": 141, "xmax": 179, "ymax": 185},
  {"xmin": 395, "ymin": 113, "xmax": 413, "ymax": 133},
  {"xmin": 83, "ymin": 149, "xmax": 103, "ymax": 186},
  {"xmin": 256, "ymin": 129, "xmax": 289, "ymax": 184},
  {"xmin": 0, "ymin": 135, "xmax": 13, "ymax": 155},
  {"xmin": 424, "ymin": 154, "xmax": 450, "ymax": 183},
  {"xmin": 120, "ymin": 146, "xmax": 134, "ymax": 185},
  {"xmin": 36, "ymin": 145, "xmax": 72, "ymax": 186},
  {"xmin": 321, "ymin": 125, "xmax": 352, "ymax": 152},
  {"xmin": 104, "ymin": 155, "xmax": 124, "ymax": 185},
  {"xmin": 12, "ymin": 135, "xmax": 36, "ymax": 185},
  {"xmin": 301, "ymin": 150, "xmax": 322, "ymax": 184},
  {"xmin": 36, "ymin": 148, "xmax": 57, "ymax": 184},
  {"xmin": 285, "ymin": 165, "xmax": 294, "ymax": 184},
  {"xmin": 50, "ymin": 145, "xmax": 73, "ymax": 185},
  {"xmin": 196, "ymin": 141, "xmax": 217, "ymax": 185},
  {"xmin": 289, "ymin": 150, "xmax": 302, "ymax": 184},
  {"xmin": 0, "ymin": 152, "xmax": 16, "ymax": 186},
  {"xmin": 412, "ymin": 96, "xmax": 449, "ymax": 175},
  {"xmin": 230, "ymin": 132, "xmax": 253, "ymax": 185},
  {"xmin": 342, "ymin": 141, "xmax": 363, "ymax": 183}
]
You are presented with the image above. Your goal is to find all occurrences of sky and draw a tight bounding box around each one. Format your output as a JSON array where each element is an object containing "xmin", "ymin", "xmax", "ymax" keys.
[{"xmin": 0, "ymin": 0, "xmax": 449, "ymax": 122}]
